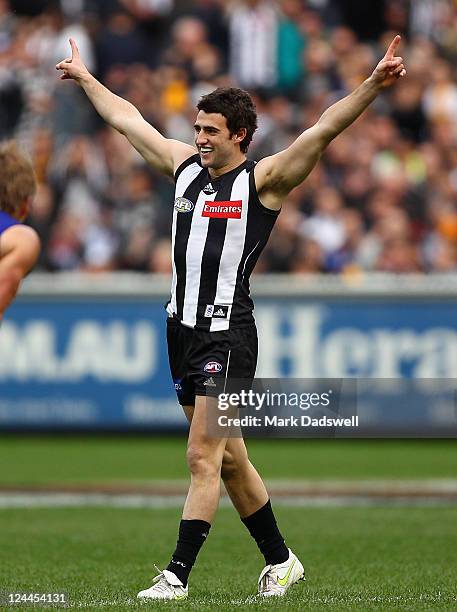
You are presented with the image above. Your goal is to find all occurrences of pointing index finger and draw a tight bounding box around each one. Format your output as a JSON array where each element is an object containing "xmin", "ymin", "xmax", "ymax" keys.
[
  {"xmin": 385, "ymin": 34, "xmax": 401, "ymax": 59},
  {"xmin": 69, "ymin": 38, "xmax": 79, "ymax": 58}
]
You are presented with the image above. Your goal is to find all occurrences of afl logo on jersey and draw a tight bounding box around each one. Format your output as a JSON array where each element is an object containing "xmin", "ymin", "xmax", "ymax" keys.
[
  {"xmin": 174, "ymin": 197, "xmax": 194, "ymax": 213},
  {"xmin": 204, "ymin": 361, "xmax": 223, "ymax": 374}
]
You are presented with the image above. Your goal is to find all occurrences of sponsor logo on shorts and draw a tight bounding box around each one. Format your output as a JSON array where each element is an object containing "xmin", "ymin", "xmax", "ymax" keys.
[
  {"xmin": 203, "ymin": 377, "xmax": 217, "ymax": 387},
  {"xmin": 204, "ymin": 305, "xmax": 214, "ymax": 317},
  {"xmin": 202, "ymin": 200, "xmax": 242, "ymax": 219},
  {"xmin": 174, "ymin": 197, "xmax": 194, "ymax": 213},
  {"xmin": 204, "ymin": 361, "xmax": 223, "ymax": 374},
  {"xmin": 174, "ymin": 379, "xmax": 183, "ymax": 392}
]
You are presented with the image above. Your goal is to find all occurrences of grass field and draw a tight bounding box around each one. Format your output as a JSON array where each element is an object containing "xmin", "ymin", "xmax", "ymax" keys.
[
  {"xmin": 1, "ymin": 436, "xmax": 456, "ymax": 610},
  {"xmin": 1, "ymin": 506, "xmax": 456, "ymax": 611},
  {"xmin": 1, "ymin": 436, "xmax": 456, "ymax": 484}
]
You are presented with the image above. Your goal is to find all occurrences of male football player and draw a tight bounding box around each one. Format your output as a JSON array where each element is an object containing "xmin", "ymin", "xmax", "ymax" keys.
[{"xmin": 57, "ymin": 35, "xmax": 406, "ymax": 599}]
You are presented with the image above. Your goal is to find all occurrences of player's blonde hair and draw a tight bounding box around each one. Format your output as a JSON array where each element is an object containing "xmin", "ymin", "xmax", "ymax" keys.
[{"xmin": 0, "ymin": 140, "xmax": 36, "ymax": 217}]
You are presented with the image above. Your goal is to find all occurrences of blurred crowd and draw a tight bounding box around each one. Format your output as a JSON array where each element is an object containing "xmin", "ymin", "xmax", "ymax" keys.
[{"xmin": 1, "ymin": 0, "xmax": 457, "ymax": 274}]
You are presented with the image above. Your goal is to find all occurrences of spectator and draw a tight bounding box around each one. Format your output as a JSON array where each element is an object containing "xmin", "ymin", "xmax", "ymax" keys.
[
  {"xmin": 228, "ymin": 0, "xmax": 278, "ymax": 90},
  {"xmin": 276, "ymin": 0, "xmax": 307, "ymax": 96},
  {"xmin": 422, "ymin": 59, "xmax": 457, "ymax": 125},
  {"xmin": 300, "ymin": 186, "xmax": 346, "ymax": 256},
  {"xmin": 189, "ymin": 0, "xmax": 228, "ymax": 63},
  {"xmin": 95, "ymin": 9, "xmax": 149, "ymax": 79}
]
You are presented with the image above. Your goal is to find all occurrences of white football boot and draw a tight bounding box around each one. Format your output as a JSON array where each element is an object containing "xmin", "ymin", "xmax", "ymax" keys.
[
  {"xmin": 137, "ymin": 566, "xmax": 188, "ymax": 600},
  {"xmin": 257, "ymin": 549, "xmax": 305, "ymax": 597}
]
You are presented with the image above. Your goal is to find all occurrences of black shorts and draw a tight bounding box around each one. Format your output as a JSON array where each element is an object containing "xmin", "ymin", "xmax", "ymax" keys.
[{"xmin": 167, "ymin": 317, "xmax": 258, "ymax": 406}]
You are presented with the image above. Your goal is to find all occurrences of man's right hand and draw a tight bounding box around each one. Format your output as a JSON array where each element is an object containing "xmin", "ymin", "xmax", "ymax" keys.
[
  {"xmin": 56, "ymin": 38, "xmax": 89, "ymax": 83},
  {"xmin": 55, "ymin": 37, "xmax": 195, "ymax": 177}
]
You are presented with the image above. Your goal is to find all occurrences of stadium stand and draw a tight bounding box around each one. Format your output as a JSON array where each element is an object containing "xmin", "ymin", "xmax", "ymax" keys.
[{"xmin": 1, "ymin": 0, "xmax": 456, "ymax": 274}]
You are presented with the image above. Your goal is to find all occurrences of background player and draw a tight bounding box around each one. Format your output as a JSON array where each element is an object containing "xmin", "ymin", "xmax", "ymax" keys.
[
  {"xmin": 56, "ymin": 35, "xmax": 406, "ymax": 600},
  {"xmin": 0, "ymin": 141, "xmax": 40, "ymax": 321}
]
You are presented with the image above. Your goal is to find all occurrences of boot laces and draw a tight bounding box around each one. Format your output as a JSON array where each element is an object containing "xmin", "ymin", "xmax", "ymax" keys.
[
  {"xmin": 150, "ymin": 565, "xmax": 174, "ymax": 595},
  {"xmin": 260, "ymin": 566, "xmax": 282, "ymax": 594}
]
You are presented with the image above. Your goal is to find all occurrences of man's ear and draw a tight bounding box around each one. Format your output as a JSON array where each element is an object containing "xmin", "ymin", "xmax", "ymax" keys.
[
  {"xmin": 233, "ymin": 128, "xmax": 247, "ymax": 144},
  {"xmin": 17, "ymin": 197, "xmax": 31, "ymax": 222}
]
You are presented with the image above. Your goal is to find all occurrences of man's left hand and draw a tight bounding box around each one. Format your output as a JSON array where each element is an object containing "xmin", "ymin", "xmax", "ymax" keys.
[{"xmin": 371, "ymin": 35, "xmax": 407, "ymax": 89}]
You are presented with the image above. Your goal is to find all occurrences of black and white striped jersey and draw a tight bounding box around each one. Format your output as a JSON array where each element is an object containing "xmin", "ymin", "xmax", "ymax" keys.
[{"xmin": 166, "ymin": 154, "xmax": 279, "ymax": 331}]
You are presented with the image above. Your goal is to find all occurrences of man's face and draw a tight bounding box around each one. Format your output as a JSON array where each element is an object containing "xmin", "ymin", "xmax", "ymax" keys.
[{"xmin": 194, "ymin": 110, "xmax": 244, "ymax": 170}]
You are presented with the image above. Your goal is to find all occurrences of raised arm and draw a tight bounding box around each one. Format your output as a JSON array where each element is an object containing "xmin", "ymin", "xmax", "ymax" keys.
[
  {"xmin": 56, "ymin": 39, "xmax": 195, "ymax": 177},
  {"xmin": 255, "ymin": 35, "xmax": 407, "ymax": 210},
  {"xmin": 0, "ymin": 226, "xmax": 40, "ymax": 319}
]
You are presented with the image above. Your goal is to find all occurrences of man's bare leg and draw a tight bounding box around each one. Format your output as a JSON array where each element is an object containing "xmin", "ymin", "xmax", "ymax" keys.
[
  {"xmin": 150, "ymin": 395, "xmax": 229, "ymax": 590},
  {"xmin": 181, "ymin": 395, "xmax": 227, "ymax": 522},
  {"xmin": 181, "ymin": 402, "xmax": 300, "ymax": 597},
  {"xmin": 220, "ymin": 438, "xmax": 294, "ymax": 589},
  {"xmin": 183, "ymin": 405, "xmax": 268, "ymax": 517},
  {"xmin": 137, "ymin": 396, "xmax": 228, "ymax": 599},
  {"xmin": 221, "ymin": 437, "xmax": 269, "ymax": 517}
]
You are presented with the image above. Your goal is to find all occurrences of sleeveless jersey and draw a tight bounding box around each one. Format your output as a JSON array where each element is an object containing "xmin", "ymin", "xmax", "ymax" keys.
[
  {"xmin": 0, "ymin": 211, "xmax": 20, "ymax": 236},
  {"xmin": 166, "ymin": 154, "xmax": 279, "ymax": 331}
]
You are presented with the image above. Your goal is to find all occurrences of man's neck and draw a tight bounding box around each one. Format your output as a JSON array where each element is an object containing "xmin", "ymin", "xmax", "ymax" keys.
[{"xmin": 208, "ymin": 155, "xmax": 247, "ymax": 178}]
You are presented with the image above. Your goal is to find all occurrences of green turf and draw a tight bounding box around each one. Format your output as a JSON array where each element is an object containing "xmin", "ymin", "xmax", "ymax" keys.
[
  {"xmin": 0, "ymin": 437, "xmax": 456, "ymax": 485},
  {"xmin": 0, "ymin": 506, "xmax": 456, "ymax": 611}
]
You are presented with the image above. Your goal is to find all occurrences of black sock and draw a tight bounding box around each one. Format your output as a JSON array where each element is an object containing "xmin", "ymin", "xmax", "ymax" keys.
[
  {"xmin": 241, "ymin": 500, "xmax": 289, "ymax": 566},
  {"xmin": 166, "ymin": 519, "xmax": 211, "ymax": 586}
]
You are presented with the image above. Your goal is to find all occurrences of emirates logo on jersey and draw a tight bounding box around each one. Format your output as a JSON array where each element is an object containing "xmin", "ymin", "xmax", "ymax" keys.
[{"xmin": 202, "ymin": 200, "xmax": 242, "ymax": 219}]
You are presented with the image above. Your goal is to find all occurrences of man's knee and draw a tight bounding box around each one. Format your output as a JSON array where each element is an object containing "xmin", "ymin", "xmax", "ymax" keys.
[{"xmin": 186, "ymin": 444, "xmax": 221, "ymax": 478}]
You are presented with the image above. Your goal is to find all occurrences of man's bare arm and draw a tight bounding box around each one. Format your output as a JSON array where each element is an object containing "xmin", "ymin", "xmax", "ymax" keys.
[
  {"xmin": 56, "ymin": 39, "xmax": 195, "ymax": 177},
  {"xmin": 0, "ymin": 226, "xmax": 40, "ymax": 318},
  {"xmin": 256, "ymin": 35, "xmax": 407, "ymax": 209}
]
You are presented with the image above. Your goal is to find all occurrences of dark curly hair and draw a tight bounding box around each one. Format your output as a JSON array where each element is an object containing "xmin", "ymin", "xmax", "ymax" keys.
[{"xmin": 197, "ymin": 87, "xmax": 258, "ymax": 153}]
